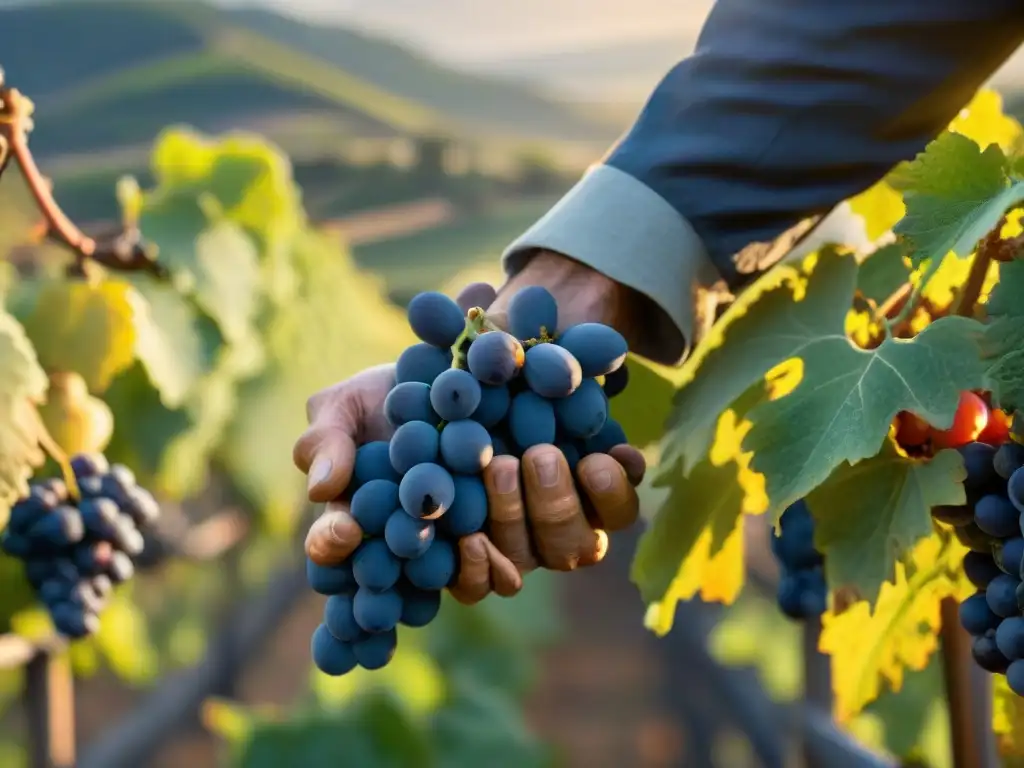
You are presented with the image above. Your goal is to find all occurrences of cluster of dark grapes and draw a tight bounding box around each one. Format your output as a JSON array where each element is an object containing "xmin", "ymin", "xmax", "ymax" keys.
[
  {"xmin": 950, "ymin": 437, "xmax": 1024, "ymax": 694},
  {"xmin": 0, "ymin": 454, "xmax": 160, "ymax": 638},
  {"xmin": 770, "ymin": 499, "xmax": 827, "ymax": 621},
  {"xmin": 310, "ymin": 286, "xmax": 630, "ymax": 676}
]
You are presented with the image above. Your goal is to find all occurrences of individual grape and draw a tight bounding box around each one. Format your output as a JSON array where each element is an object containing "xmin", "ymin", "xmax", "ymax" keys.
[
  {"xmin": 396, "ymin": 342, "xmax": 451, "ymax": 385},
  {"xmin": 960, "ymin": 442, "xmax": 998, "ymax": 490},
  {"xmin": 955, "ymin": 522, "xmax": 996, "ymax": 553},
  {"xmin": 384, "ymin": 381, "xmax": 439, "ymax": 427},
  {"xmin": 1010, "ymin": 466, "xmax": 1024, "ymax": 514},
  {"xmin": 389, "ymin": 420, "xmax": 440, "ymax": 474},
  {"xmin": 399, "ymin": 583, "xmax": 443, "ymax": 627},
  {"xmin": 963, "ymin": 551, "xmax": 1002, "ymax": 589},
  {"xmin": 455, "ymin": 282, "xmax": 497, "ymax": 313},
  {"xmin": 349, "ymin": 479, "xmax": 400, "ymax": 537},
  {"xmin": 509, "ymin": 391, "xmax": 557, "ymax": 449},
  {"xmin": 107, "ymin": 551, "xmax": 135, "ymax": 584},
  {"xmin": 602, "ymin": 365, "xmax": 629, "ymax": 398},
  {"xmin": 507, "ymin": 285, "xmax": 559, "ymax": 340},
  {"xmin": 997, "ymin": 616, "xmax": 1024, "ymax": 660},
  {"xmin": 351, "ymin": 539, "xmax": 401, "ymax": 591},
  {"xmin": 404, "ymin": 538, "xmax": 457, "ymax": 590},
  {"xmin": 71, "ymin": 453, "xmax": 110, "ymax": 478},
  {"xmin": 467, "ymin": 331, "xmax": 525, "ymax": 385},
  {"xmin": 51, "ymin": 603, "xmax": 99, "ymax": 639},
  {"xmin": 895, "ymin": 412, "xmax": 931, "ymax": 448},
  {"xmin": 28, "ymin": 506, "xmax": 84, "ymax": 548},
  {"xmin": 771, "ymin": 501, "xmax": 822, "ymax": 571},
  {"xmin": 439, "ymin": 474, "xmax": 488, "ymax": 538},
  {"xmin": 78, "ymin": 498, "xmax": 119, "ymax": 540},
  {"xmin": 306, "ymin": 558, "xmax": 357, "ymax": 596},
  {"xmin": 430, "ymin": 369, "xmax": 483, "ymax": 421},
  {"xmin": 975, "ymin": 494, "xmax": 1019, "ymax": 538},
  {"xmin": 995, "ymin": 442, "xmax": 1024, "ymax": 480},
  {"xmin": 987, "ymin": 573, "xmax": 1023, "ymax": 618},
  {"xmin": 7, "ymin": 496, "xmax": 47, "ymax": 535},
  {"xmin": 121, "ymin": 486, "xmax": 160, "ymax": 527},
  {"xmin": 407, "ymin": 291, "xmax": 466, "ymax": 348},
  {"xmin": 311, "ymin": 623, "xmax": 358, "ymax": 676},
  {"xmin": 583, "ymin": 419, "xmax": 628, "ymax": 454},
  {"xmin": 554, "ymin": 379, "xmax": 608, "ymax": 439},
  {"xmin": 523, "ymin": 343, "xmax": 582, "ymax": 398},
  {"xmin": 353, "ymin": 442, "xmax": 401, "ymax": 488},
  {"xmin": 324, "ymin": 593, "xmax": 364, "ymax": 642},
  {"xmin": 111, "ymin": 517, "xmax": 145, "ymax": 557},
  {"xmin": 933, "ymin": 393, "xmax": 989, "ymax": 450},
  {"xmin": 398, "ymin": 463, "xmax": 456, "ymax": 520},
  {"xmin": 776, "ymin": 568, "xmax": 826, "ymax": 620},
  {"xmin": 471, "ymin": 383, "xmax": 511, "ymax": 428},
  {"xmin": 556, "ymin": 323, "xmax": 628, "ymax": 378},
  {"xmin": 980, "ymin": 408, "xmax": 1013, "ymax": 446},
  {"xmin": 930, "ymin": 504, "xmax": 974, "ymax": 526},
  {"xmin": 384, "ymin": 509, "xmax": 435, "ymax": 559},
  {"xmin": 440, "ymin": 419, "xmax": 494, "ymax": 474},
  {"xmin": 1, "ymin": 533, "xmax": 32, "ymax": 558},
  {"xmin": 74, "ymin": 541, "xmax": 113, "ymax": 576},
  {"xmin": 997, "ymin": 537, "xmax": 1024, "ymax": 575},
  {"xmin": 974, "ymin": 631, "xmax": 1012, "ymax": 674},
  {"xmin": 1009, "ymin": 659, "xmax": 1024, "ymax": 695},
  {"xmin": 353, "ymin": 628, "xmax": 398, "ymax": 670},
  {"xmin": 353, "ymin": 587, "xmax": 403, "ymax": 634},
  {"xmin": 960, "ymin": 592, "xmax": 1001, "ymax": 634}
]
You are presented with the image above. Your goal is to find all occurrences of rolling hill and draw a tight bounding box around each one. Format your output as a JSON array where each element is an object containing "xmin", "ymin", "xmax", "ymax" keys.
[{"xmin": 0, "ymin": 0, "xmax": 621, "ymax": 161}]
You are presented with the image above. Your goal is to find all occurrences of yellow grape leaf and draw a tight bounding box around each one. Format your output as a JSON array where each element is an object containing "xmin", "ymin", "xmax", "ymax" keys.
[
  {"xmin": 948, "ymin": 89, "xmax": 1023, "ymax": 153},
  {"xmin": 25, "ymin": 280, "xmax": 136, "ymax": 393},
  {"xmin": 849, "ymin": 182, "xmax": 904, "ymax": 241},
  {"xmin": 821, "ymin": 532, "xmax": 963, "ymax": 722},
  {"xmin": 634, "ymin": 388, "xmax": 768, "ymax": 636},
  {"xmin": 994, "ymin": 675, "xmax": 1024, "ymax": 757}
]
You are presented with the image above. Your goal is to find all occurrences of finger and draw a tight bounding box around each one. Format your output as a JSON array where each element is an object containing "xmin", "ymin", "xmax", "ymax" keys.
[
  {"xmin": 484, "ymin": 538, "xmax": 524, "ymax": 597},
  {"xmin": 521, "ymin": 445, "xmax": 599, "ymax": 571},
  {"xmin": 456, "ymin": 282, "xmax": 497, "ymax": 313},
  {"xmin": 448, "ymin": 534, "xmax": 491, "ymax": 605},
  {"xmin": 305, "ymin": 502, "xmax": 364, "ymax": 566},
  {"xmin": 482, "ymin": 455, "xmax": 538, "ymax": 573},
  {"xmin": 578, "ymin": 529, "xmax": 610, "ymax": 567},
  {"xmin": 576, "ymin": 452, "xmax": 640, "ymax": 532},
  {"xmin": 609, "ymin": 444, "xmax": 646, "ymax": 486},
  {"xmin": 293, "ymin": 425, "xmax": 357, "ymax": 502}
]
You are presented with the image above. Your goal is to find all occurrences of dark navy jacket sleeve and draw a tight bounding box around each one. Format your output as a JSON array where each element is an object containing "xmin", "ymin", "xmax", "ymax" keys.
[{"xmin": 503, "ymin": 0, "xmax": 1024, "ymax": 363}]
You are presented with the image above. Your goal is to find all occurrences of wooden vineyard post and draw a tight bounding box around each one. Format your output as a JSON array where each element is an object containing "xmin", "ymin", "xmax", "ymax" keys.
[
  {"xmin": 802, "ymin": 617, "xmax": 832, "ymax": 768},
  {"xmin": 23, "ymin": 647, "xmax": 76, "ymax": 768}
]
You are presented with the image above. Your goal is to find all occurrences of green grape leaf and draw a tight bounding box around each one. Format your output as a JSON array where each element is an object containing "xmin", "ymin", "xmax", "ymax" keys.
[
  {"xmin": 855, "ymin": 243, "xmax": 911, "ymax": 305},
  {"xmin": 891, "ymin": 132, "xmax": 1024, "ymax": 267},
  {"xmin": 608, "ymin": 356, "xmax": 679, "ymax": 449},
  {"xmin": 983, "ymin": 260, "xmax": 1024, "ymax": 413},
  {"xmin": 806, "ymin": 443, "xmax": 966, "ymax": 603},
  {"xmin": 741, "ymin": 277, "xmax": 986, "ymax": 515}
]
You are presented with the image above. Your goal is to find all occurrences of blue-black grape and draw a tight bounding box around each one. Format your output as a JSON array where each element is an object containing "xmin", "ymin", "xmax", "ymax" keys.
[
  {"xmin": 467, "ymin": 331, "xmax": 524, "ymax": 385},
  {"xmin": 407, "ymin": 291, "xmax": 466, "ymax": 348},
  {"xmin": 583, "ymin": 419, "xmax": 628, "ymax": 454},
  {"xmin": 351, "ymin": 539, "xmax": 401, "ymax": 591},
  {"xmin": 51, "ymin": 603, "xmax": 98, "ymax": 639},
  {"xmin": 955, "ymin": 522, "xmax": 996, "ymax": 553},
  {"xmin": 997, "ymin": 616, "xmax": 1024, "ymax": 660},
  {"xmin": 396, "ymin": 342, "xmax": 452, "ymax": 385},
  {"xmin": 987, "ymin": 573, "xmax": 1023, "ymax": 617},
  {"xmin": 960, "ymin": 592, "xmax": 1002, "ymax": 634},
  {"xmin": 349, "ymin": 479, "xmax": 400, "ymax": 537},
  {"xmin": 997, "ymin": 537, "xmax": 1024, "ymax": 574},
  {"xmin": 404, "ymin": 538, "xmax": 457, "ymax": 590},
  {"xmin": 353, "ymin": 587, "xmax": 403, "ymax": 633},
  {"xmin": 602, "ymin": 365, "xmax": 629, "ymax": 398},
  {"xmin": 1010, "ymin": 466, "xmax": 1024, "ymax": 514},
  {"xmin": 353, "ymin": 628, "xmax": 398, "ymax": 670},
  {"xmin": 311, "ymin": 623, "xmax": 358, "ymax": 676},
  {"xmin": 324, "ymin": 593, "xmax": 364, "ymax": 642},
  {"xmin": 554, "ymin": 378, "xmax": 608, "ymax": 439},
  {"xmin": 509, "ymin": 391, "xmax": 556, "ymax": 449},
  {"xmin": 974, "ymin": 631, "xmax": 1012, "ymax": 674},
  {"xmin": 384, "ymin": 509, "xmax": 435, "ymax": 559},
  {"xmin": 440, "ymin": 474, "xmax": 488, "ymax": 537},
  {"xmin": 776, "ymin": 568, "xmax": 826, "ymax": 620},
  {"xmin": 70, "ymin": 453, "xmax": 109, "ymax": 478},
  {"xmin": 472, "ymin": 384, "xmax": 511, "ymax": 428},
  {"xmin": 353, "ymin": 441, "xmax": 401, "ymax": 488},
  {"xmin": 1009, "ymin": 659, "xmax": 1024, "ymax": 695},
  {"xmin": 430, "ymin": 369, "xmax": 483, "ymax": 421},
  {"xmin": 995, "ymin": 442, "xmax": 1024, "ymax": 480},
  {"xmin": 440, "ymin": 419, "xmax": 494, "ymax": 474},
  {"xmin": 961, "ymin": 442, "xmax": 998, "ymax": 490},
  {"xmin": 558, "ymin": 442, "xmax": 581, "ymax": 473},
  {"xmin": 78, "ymin": 498, "xmax": 119, "ymax": 540},
  {"xmin": 399, "ymin": 583, "xmax": 443, "ymax": 627},
  {"xmin": 306, "ymin": 558, "xmax": 356, "ymax": 595},
  {"xmin": 931, "ymin": 504, "xmax": 974, "ymax": 526},
  {"xmin": 384, "ymin": 381, "xmax": 439, "ymax": 427},
  {"xmin": 963, "ymin": 551, "xmax": 1002, "ymax": 589},
  {"xmin": 771, "ymin": 500, "xmax": 822, "ymax": 571},
  {"xmin": 389, "ymin": 420, "xmax": 440, "ymax": 474},
  {"xmin": 975, "ymin": 494, "xmax": 1019, "ymax": 538},
  {"xmin": 556, "ymin": 323, "xmax": 628, "ymax": 378},
  {"xmin": 398, "ymin": 462, "xmax": 456, "ymax": 520},
  {"xmin": 523, "ymin": 343, "xmax": 582, "ymax": 398},
  {"xmin": 507, "ymin": 285, "xmax": 558, "ymax": 340}
]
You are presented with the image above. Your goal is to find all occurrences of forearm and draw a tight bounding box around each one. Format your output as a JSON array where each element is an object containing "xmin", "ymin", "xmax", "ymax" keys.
[{"xmin": 504, "ymin": 0, "xmax": 1024, "ymax": 363}]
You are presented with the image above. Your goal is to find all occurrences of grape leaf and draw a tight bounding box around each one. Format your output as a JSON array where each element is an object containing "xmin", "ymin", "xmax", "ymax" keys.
[
  {"xmin": 742, "ymin": 298, "xmax": 986, "ymax": 516},
  {"xmin": 608, "ymin": 356, "xmax": 679, "ymax": 449},
  {"xmin": 659, "ymin": 247, "xmax": 856, "ymax": 476},
  {"xmin": 948, "ymin": 88, "xmax": 1024, "ymax": 153},
  {"xmin": 806, "ymin": 443, "xmax": 966, "ymax": 603},
  {"xmin": 849, "ymin": 182, "xmax": 905, "ymax": 241},
  {"xmin": 892, "ymin": 132, "xmax": 1024, "ymax": 267},
  {"xmin": 994, "ymin": 675, "xmax": 1024, "ymax": 757},
  {"xmin": 633, "ymin": 389, "xmax": 767, "ymax": 635},
  {"xmin": 983, "ymin": 260, "xmax": 1024, "ymax": 413},
  {"xmin": 855, "ymin": 243, "xmax": 910, "ymax": 305},
  {"xmin": 820, "ymin": 531, "xmax": 963, "ymax": 722}
]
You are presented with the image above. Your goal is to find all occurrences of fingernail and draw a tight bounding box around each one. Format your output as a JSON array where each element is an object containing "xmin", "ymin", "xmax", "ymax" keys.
[
  {"xmin": 308, "ymin": 456, "xmax": 332, "ymax": 489},
  {"xmin": 328, "ymin": 517, "xmax": 344, "ymax": 544},
  {"xmin": 533, "ymin": 454, "xmax": 559, "ymax": 487},
  {"xmin": 586, "ymin": 468, "xmax": 613, "ymax": 492},
  {"xmin": 494, "ymin": 465, "xmax": 518, "ymax": 494}
]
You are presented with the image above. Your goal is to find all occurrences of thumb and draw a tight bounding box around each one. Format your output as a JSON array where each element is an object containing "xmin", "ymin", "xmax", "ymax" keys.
[{"xmin": 294, "ymin": 423, "xmax": 357, "ymax": 503}]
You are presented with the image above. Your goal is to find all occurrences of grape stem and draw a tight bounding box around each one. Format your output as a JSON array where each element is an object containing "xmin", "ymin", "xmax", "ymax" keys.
[
  {"xmin": 35, "ymin": 424, "xmax": 80, "ymax": 501},
  {"xmin": 0, "ymin": 72, "xmax": 166, "ymax": 280},
  {"xmin": 449, "ymin": 307, "xmax": 500, "ymax": 368}
]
